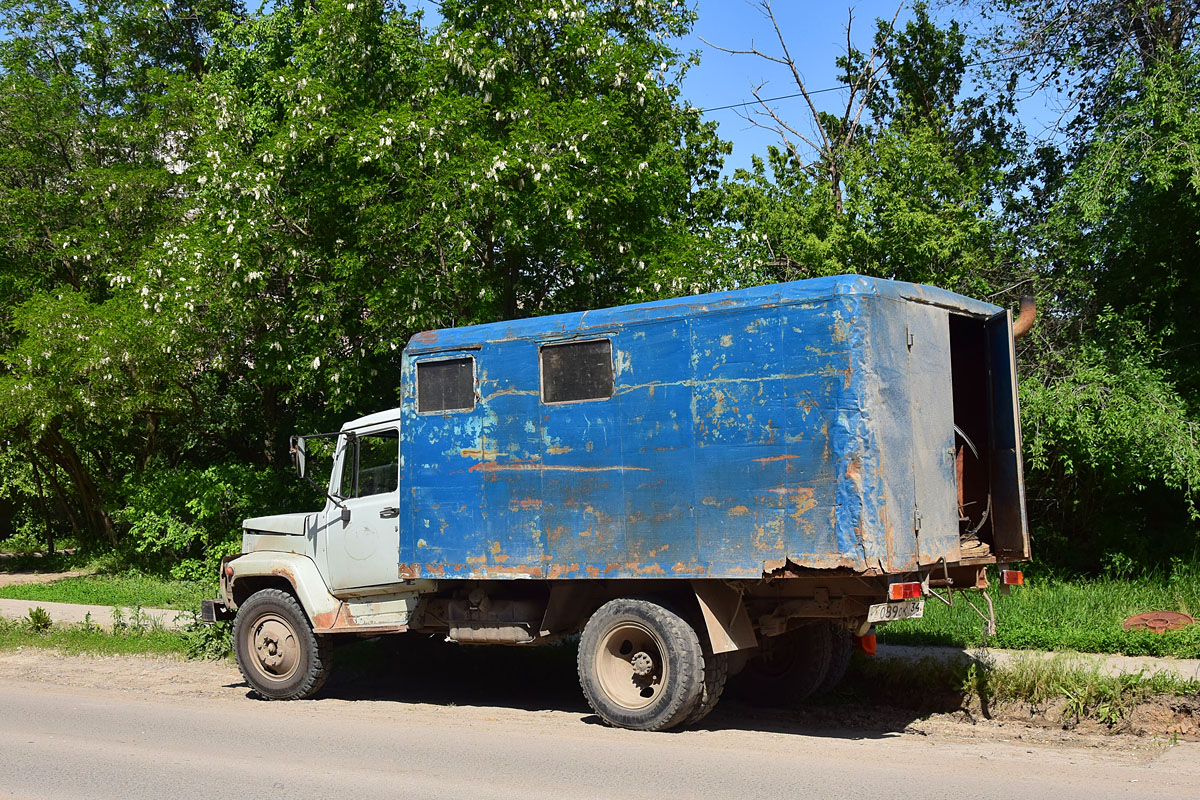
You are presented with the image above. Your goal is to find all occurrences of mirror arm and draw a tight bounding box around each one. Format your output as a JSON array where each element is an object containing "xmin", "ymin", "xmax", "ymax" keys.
[{"xmin": 289, "ymin": 431, "xmax": 352, "ymax": 513}]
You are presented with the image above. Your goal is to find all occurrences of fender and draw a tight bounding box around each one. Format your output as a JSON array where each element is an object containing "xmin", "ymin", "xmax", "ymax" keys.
[
  {"xmin": 223, "ymin": 551, "xmax": 344, "ymax": 632},
  {"xmin": 224, "ymin": 551, "xmax": 429, "ymax": 634}
]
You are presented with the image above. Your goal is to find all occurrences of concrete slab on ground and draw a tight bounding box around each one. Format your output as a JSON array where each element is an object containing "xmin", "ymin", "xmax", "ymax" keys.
[
  {"xmin": 876, "ymin": 642, "xmax": 1200, "ymax": 681},
  {"xmin": 0, "ymin": 598, "xmax": 190, "ymax": 631}
]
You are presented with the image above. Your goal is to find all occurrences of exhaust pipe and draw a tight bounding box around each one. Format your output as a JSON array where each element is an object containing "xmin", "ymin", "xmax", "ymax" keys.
[{"xmin": 1012, "ymin": 296, "xmax": 1036, "ymax": 340}]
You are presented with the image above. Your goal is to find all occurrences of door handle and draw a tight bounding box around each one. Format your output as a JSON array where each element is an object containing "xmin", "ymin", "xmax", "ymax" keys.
[{"xmin": 379, "ymin": 507, "xmax": 399, "ymax": 519}]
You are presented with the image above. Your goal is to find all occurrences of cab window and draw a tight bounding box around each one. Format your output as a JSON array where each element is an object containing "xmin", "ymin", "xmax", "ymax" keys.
[{"xmin": 338, "ymin": 430, "xmax": 399, "ymax": 498}]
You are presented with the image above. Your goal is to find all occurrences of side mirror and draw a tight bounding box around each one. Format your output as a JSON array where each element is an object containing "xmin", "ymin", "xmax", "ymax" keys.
[{"xmin": 290, "ymin": 435, "xmax": 306, "ymax": 479}]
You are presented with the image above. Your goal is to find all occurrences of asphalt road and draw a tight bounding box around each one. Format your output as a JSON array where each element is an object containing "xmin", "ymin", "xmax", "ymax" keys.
[{"xmin": 0, "ymin": 650, "xmax": 1196, "ymax": 800}]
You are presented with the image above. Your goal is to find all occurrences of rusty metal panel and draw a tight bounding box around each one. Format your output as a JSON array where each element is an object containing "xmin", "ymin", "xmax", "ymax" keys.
[
  {"xmin": 904, "ymin": 303, "xmax": 959, "ymax": 565},
  {"xmin": 861, "ymin": 298, "xmax": 916, "ymax": 571},
  {"xmin": 397, "ymin": 276, "xmax": 1012, "ymax": 580},
  {"xmin": 619, "ymin": 319, "xmax": 699, "ymax": 574},
  {"xmin": 986, "ymin": 310, "xmax": 1031, "ymax": 560}
]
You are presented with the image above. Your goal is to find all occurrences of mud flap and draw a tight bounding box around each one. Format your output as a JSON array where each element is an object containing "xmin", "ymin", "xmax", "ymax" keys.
[{"xmin": 691, "ymin": 580, "xmax": 757, "ymax": 654}]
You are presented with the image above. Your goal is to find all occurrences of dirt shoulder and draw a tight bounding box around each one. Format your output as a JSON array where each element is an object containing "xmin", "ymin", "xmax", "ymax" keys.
[
  {"xmin": 0, "ymin": 644, "xmax": 1190, "ymax": 756},
  {"xmin": 4, "ymin": 648, "xmax": 1198, "ymax": 800},
  {"xmin": 0, "ymin": 569, "xmax": 91, "ymax": 588}
]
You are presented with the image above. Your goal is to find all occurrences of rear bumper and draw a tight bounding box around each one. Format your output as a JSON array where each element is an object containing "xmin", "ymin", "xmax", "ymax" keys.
[{"xmin": 200, "ymin": 599, "xmax": 235, "ymax": 624}]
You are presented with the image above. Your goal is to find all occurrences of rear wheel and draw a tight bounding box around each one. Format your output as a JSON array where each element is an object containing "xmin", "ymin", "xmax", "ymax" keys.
[
  {"xmin": 814, "ymin": 622, "xmax": 853, "ymax": 696},
  {"xmin": 681, "ymin": 651, "xmax": 729, "ymax": 727},
  {"xmin": 577, "ymin": 598, "xmax": 706, "ymax": 731},
  {"xmin": 734, "ymin": 621, "xmax": 833, "ymax": 707},
  {"xmin": 233, "ymin": 589, "xmax": 332, "ymax": 700}
]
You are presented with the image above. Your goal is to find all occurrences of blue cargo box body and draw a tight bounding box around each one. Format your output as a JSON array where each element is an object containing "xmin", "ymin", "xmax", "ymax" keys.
[{"xmin": 396, "ymin": 275, "xmax": 1014, "ymax": 581}]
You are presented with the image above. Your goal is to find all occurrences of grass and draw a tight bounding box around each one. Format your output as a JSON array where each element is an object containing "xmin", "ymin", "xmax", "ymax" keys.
[
  {"xmin": 0, "ymin": 573, "xmax": 212, "ymax": 611},
  {"xmin": 879, "ymin": 565, "xmax": 1200, "ymax": 659},
  {"xmin": 0, "ymin": 612, "xmax": 192, "ymax": 658}
]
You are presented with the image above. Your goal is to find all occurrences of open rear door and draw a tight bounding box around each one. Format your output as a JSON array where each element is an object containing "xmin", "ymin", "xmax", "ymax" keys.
[{"xmin": 985, "ymin": 311, "xmax": 1030, "ymax": 561}]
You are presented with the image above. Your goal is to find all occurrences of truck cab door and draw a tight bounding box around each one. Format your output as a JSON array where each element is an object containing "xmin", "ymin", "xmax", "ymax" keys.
[{"xmin": 320, "ymin": 427, "xmax": 402, "ymax": 592}]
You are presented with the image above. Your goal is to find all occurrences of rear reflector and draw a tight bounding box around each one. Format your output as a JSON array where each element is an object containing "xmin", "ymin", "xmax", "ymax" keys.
[
  {"xmin": 888, "ymin": 581, "xmax": 922, "ymax": 600},
  {"xmin": 1001, "ymin": 570, "xmax": 1024, "ymax": 586}
]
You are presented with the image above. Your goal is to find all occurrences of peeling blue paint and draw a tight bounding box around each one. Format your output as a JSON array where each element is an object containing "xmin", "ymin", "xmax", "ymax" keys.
[{"xmin": 397, "ymin": 276, "xmax": 1002, "ymax": 580}]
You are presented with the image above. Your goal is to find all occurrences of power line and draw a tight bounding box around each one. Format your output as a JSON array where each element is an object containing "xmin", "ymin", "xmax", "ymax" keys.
[
  {"xmin": 695, "ymin": 47, "xmax": 1075, "ymax": 114},
  {"xmin": 699, "ymin": 85, "xmax": 845, "ymax": 114}
]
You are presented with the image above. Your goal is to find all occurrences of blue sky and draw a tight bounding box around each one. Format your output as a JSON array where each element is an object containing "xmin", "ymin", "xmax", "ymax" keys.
[{"xmin": 681, "ymin": 1, "xmax": 917, "ymax": 174}]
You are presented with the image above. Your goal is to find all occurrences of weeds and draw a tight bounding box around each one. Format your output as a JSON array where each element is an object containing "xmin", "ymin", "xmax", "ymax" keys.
[
  {"xmin": 0, "ymin": 614, "xmax": 190, "ymax": 657},
  {"xmin": 181, "ymin": 615, "xmax": 232, "ymax": 660},
  {"xmin": 25, "ymin": 607, "xmax": 52, "ymax": 633}
]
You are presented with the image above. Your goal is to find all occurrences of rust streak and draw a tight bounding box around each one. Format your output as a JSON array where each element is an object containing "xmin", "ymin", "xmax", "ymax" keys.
[
  {"xmin": 546, "ymin": 562, "xmax": 581, "ymax": 579},
  {"xmin": 472, "ymin": 563, "xmax": 544, "ymax": 578},
  {"xmin": 624, "ymin": 562, "xmax": 667, "ymax": 576},
  {"xmin": 508, "ymin": 498, "xmax": 543, "ymax": 510},
  {"xmin": 753, "ymin": 454, "xmax": 800, "ymax": 464},
  {"xmin": 460, "ymin": 447, "xmax": 503, "ymax": 460},
  {"xmin": 468, "ymin": 462, "xmax": 649, "ymax": 473}
]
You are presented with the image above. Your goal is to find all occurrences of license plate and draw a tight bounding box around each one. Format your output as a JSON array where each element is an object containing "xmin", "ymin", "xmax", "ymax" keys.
[{"xmin": 867, "ymin": 598, "xmax": 925, "ymax": 624}]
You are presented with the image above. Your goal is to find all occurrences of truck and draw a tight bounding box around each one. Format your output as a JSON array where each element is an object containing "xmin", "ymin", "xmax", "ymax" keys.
[{"xmin": 203, "ymin": 274, "xmax": 1034, "ymax": 731}]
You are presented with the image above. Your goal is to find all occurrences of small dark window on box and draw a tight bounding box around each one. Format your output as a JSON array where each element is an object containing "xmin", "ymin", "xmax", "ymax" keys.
[
  {"xmin": 541, "ymin": 339, "xmax": 614, "ymax": 403},
  {"xmin": 417, "ymin": 357, "xmax": 475, "ymax": 412}
]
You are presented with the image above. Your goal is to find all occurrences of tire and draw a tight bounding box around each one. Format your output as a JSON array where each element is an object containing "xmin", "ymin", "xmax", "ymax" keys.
[
  {"xmin": 233, "ymin": 589, "xmax": 332, "ymax": 700},
  {"xmin": 577, "ymin": 598, "xmax": 706, "ymax": 731},
  {"xmin": 681, "ymin": 651, "xmax": 729, "ymax": 727},
  {"xmin": 814, "ymin": 622, "xmax": 853, "ymax": 697},
  {"xmin": 734, "ymin": 621, "xmax": 833, "ymax": 707}
]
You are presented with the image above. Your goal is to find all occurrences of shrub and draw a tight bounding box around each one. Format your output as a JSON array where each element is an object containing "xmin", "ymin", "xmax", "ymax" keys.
[{"xmin": 114, "ymin": 462, "xmax": 307, "ymax": 579}]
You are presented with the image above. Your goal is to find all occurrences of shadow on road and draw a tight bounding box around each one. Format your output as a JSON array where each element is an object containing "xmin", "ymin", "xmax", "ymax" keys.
[{"xmin": 256, "ymin": 636, "xmax": 974, "ymax": 739}]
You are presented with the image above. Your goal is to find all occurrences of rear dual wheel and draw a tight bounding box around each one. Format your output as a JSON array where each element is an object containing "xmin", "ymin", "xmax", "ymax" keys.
[
  {"xmin": 733, "ymin": 620, "xmax": 851, "ymax": 706},
  {"xmin": 577, "ymin": 598, "xmax": 727, "ymax": 731}
]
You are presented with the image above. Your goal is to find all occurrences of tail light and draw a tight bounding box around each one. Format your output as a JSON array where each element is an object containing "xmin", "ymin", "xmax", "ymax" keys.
[
  {"xmin": 1001, "ymin": 569, "xmax": 1024, "ymax": 586},
  {"xmin": 888, "ymin": 581, "xmax": 922, "ymax": 600}
]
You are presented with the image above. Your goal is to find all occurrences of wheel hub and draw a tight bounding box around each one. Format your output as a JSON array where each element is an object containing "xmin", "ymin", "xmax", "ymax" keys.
[
  {"xmin": 630, "ymin": 651, "xmax": 654, "ymax": 677},
  {"xmin": 595, "ymin": 621, "xmax": 668, "ymax": 711},
  {"xmin": 251, "ymin": 617, "xmax": 300, "ymax": 679}
]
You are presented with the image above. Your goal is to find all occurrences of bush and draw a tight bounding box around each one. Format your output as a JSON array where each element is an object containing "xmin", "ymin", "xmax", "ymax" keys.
[
  {"xmin": 1020, "ymin": 314, "xmax": 1200, "ymax": 571},
  {"xmin": 114, "ymin": 462, "xmax": 308, "ymax": 579}
]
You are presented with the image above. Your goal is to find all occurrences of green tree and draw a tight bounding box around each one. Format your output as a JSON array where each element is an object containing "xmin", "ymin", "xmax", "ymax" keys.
[
  {"xmin": 0, "ymin": 0, "xmax": 730, "ymax": 555},
  {"xmin": 970, "ymin": 0, "xmax": 1200, "ymax": 568},
  {"xmin": 0, "ymin": 0, "xmax": 224, "ymax": 545}
]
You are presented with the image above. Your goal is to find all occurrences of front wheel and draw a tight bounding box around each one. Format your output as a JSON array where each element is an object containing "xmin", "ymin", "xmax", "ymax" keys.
[
  {"xmin": 577, "ymin": 598, "xmax": 706, "ymax": 731},
  {"xmin": 233, "ymin": 589, "xmax": 332, "ymax": 700}
]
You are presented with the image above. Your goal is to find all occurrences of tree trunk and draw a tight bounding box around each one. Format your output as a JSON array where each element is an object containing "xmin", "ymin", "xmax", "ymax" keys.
[
  {"xmin": 40, "ymin": 429, "xmax": 117, "ymax": 547},
  {"xmin": 26, "ymin": 441, "xmax": 56, "ymax": 554}
]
